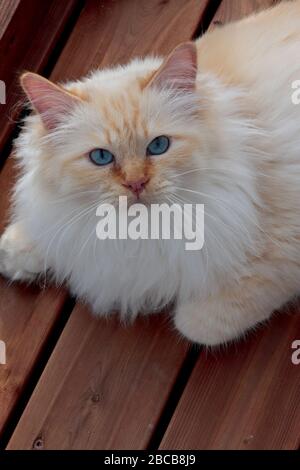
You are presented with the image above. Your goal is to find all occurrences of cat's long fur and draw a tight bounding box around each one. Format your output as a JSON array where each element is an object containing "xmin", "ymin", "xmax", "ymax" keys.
[{"xmin": 1, "ymin": 0, "xmax": 300, "ymax": 345}]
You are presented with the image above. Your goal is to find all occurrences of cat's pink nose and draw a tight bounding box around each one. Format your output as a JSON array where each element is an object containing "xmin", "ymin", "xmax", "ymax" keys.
[{"xmin": 123, "ymin": 177, "xmax": 149, "ymax": 197}]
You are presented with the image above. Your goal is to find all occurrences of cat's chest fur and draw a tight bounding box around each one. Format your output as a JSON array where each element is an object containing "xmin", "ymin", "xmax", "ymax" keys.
[
  {"xmin": 28, "ymin": 200, "xmax": 204, "ymax": 316},
  {"xmin": 19, "ymin": 161, "xmax": 261, "ymax": 318}
]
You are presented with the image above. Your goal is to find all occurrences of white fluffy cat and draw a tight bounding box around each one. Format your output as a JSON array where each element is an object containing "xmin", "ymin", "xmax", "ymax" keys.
[{"xmin": 1, "ymin": 0, "xmax": 300, "ymax": 345}]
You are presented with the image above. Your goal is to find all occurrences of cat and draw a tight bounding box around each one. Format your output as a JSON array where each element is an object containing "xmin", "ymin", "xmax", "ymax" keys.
[{"xmin": 1, "ymin": 0, "xmax": 300, "ymax": 346}]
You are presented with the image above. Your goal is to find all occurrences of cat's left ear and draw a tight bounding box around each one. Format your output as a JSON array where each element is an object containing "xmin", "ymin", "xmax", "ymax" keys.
[
  {"xmin": 20, "ymin": 72, "xmax": 83, "ymax": 130},
  {"xmin": 148, "ymin": 42, "xmax": 197, "ymax": 92}
]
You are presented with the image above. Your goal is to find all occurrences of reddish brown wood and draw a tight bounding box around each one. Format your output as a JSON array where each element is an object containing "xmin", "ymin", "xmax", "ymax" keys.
[
  {"xmin": 0, "ymin": 0, "xmax": 81, "ymax": 156},
  {"xmin": 0, "ymin": 0, "xmax": 20, "ymax": 41},
  {"xmin": 2, "ymin": 0, "xmax": 210, "ymax": 449},
  {"xmin": 0, "ymin": 0, "xmax": 80, "ymax": 438},
  {"xmin": 51, "ymin": 0, "xmax": 210, "ymax": 82},
  {"xmin": 0, "ymin": 158, "xmax": 68, "ymax": 437},
  {"xmin": 160, "ymin": 313, "xmax": 300, "ymax": 450},
  {"xmin": 7, "ymin": 306, "xmax": 188, "ymax": 450},
  {"xmin": 210, "ymin": 0, "xmax": 277, "ymax": 27}
]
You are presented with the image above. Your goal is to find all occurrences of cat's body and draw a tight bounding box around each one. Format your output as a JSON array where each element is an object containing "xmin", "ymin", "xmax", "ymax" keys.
[{"xmin": 1, "ymin": 0, "xmax": 300, "ymax": 345}]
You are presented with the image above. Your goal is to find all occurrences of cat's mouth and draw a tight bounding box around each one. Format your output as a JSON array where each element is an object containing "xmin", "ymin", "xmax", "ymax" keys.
[
  {"xmin": 118, "ymin": 190, "xmax": 163, "ymax": 208},
  {"xmin": 126, "ymin": 192, "xmax": 150, "ymax": 205}
]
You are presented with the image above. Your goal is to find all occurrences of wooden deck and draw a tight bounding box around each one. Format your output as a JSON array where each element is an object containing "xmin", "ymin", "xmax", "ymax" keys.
[{"xmin": 0, "ymin": 0, "xmax": 299, "ymax": 450}]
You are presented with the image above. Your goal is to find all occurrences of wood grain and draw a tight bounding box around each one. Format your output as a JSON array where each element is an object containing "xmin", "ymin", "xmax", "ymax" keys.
[
  {"xmin": 4, "ymin": 0, "xmax": 210, "ymax": 450},
  {"xmin": 7, "ymin": 306, "xmax": 188, "ymax": 450},
  {"xmin": 51, "ymin": 0, "xmax": 209, "ymax": 82},
  {"xmin": 0, "ymin": 157, "xmax": 69, "ymax": 439},
  {"xmin": 160, "ymin": 313, "xmax": 300, "ymax": 450},
  {"xmin": 0, "ymin": 0, "xmax": 80, "ymax": 438},
  {"xmin": 0, "ymin": 0, "xmax": 19, "ymax": 41},
  {"xmin": 210, "ymin": 0, "xmax": 278, "ymax": 26},
  {"xmin": 0, "ymin": 0, "xmax": 80, "ymax": 157},
  {"xmin": 160, "ymin": 0, "xmax": 300, "ymax": 450}
]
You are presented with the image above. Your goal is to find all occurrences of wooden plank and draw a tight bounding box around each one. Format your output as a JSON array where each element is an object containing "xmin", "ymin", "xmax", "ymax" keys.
[
  {"xmin": 0, "ymin": 0, "xmax": 19, "ymax": 41},
  {"xmin": 0, "ymin": 0, "xmax": 81, "ymax": 157},
  {"xmin": 210, "ymin": 0, "xmax": 277, "ymax": 26},
  {"xmin": 160, "ymin": 0, "xmax": 300, "ymax": 450},
  {"xmin": 7, "ymin": 306, "xmax": 187, "ymax": 450},
  {"xmin": 0, "ymin": 156, "xmax": 69, "ymax": 439},
  {"xmin": 50, "ymin": 0, "xmax": 210, "ymax": 81},
  {"xmin": 6, "ymin": 0, "xmax": 211, "ymax": 450},
  {"xmin": 160, "ymin": 314, "xmax": 300, "ymax": 450},
  {"xmin": 0, "ymin": 0, "xmax": 82, "ymax": 442}
]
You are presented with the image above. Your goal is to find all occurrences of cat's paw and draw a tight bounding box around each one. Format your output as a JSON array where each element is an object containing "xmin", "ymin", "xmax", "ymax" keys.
[
  {"xmin": 0, "ymin": 224, "xmax": 43, "ymax": 282},
  {"xmin": 174, "ymin": 300, "xmax": 238, "ymax": 346}
]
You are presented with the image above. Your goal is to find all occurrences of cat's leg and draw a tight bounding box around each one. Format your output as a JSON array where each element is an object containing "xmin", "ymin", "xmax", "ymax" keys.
[
  {"xmin": 0, "ymin": 222, "xmax": 44, "ymax": 282},
  {"xmin": 174, "ymin": 276, "xmax": 287, "ymax": 346}
]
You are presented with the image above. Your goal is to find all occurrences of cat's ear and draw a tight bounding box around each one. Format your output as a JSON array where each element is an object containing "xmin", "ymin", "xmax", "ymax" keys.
[
  {"xmin": 20, "ymin": 72, "xmax": 82, "ymax": 130},
  {"xmin": 148, "ymin": 42, "xmax": 197, "ymax": 92}
]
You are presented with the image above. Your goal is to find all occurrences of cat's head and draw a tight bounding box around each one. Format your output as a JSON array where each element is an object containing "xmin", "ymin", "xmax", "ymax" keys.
[{"xmin": 20, "ymin": 42, "xmax": 203, "ymax": 206}]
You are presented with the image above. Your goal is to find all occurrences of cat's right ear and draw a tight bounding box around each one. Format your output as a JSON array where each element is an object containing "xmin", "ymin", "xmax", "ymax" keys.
[
  {"xmin": 148, "ymin": 42, "xmax": 197, "ymax": 93},
  {"xmin": 20, "ymin": 72, "xmax": 82, "ymax": 130}
]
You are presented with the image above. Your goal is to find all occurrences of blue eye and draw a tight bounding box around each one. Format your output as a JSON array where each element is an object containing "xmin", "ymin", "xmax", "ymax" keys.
[
  {"xmin": 147, "ymin": 135, "xmax": 170, "ymax": 156},
  {"xmin": 89, "ymin": 148, "xmax": 114, "ymax": 166}
]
